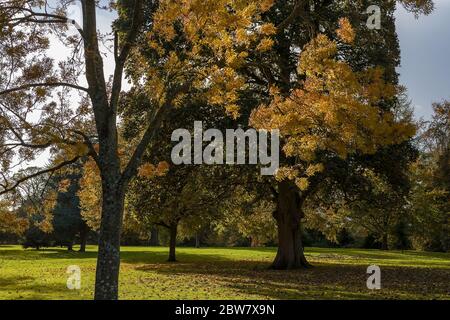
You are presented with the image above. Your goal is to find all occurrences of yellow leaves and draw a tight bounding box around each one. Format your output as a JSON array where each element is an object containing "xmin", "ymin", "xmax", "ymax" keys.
[
  {"xmin": 251, "ymin": 25, "xmax": 417, "ymax": 188},
  {"xmin": 225, "ymin": 50, "xmax": 248, "ymax": 68},
  {"xmin": 275, "ymin": 167, "xmax": 299, "ymax": 182},
  {"xmin": 295, "ymin": 178, "xmax": 310, "ymax": 191},
  {"xmin": 0, "ymin": 205, "xmax": 29, "ymax": 235},
  {"xmin": 256, "ymin": 38, "xmax": 274, "ymax": 52},
  {"xmin": 336, "ymin": 17, "xmax": 355, "ymax": 44},
  {"xmin": 225, "ymin": 104, "xmax": 241, "ymax": 119},
  {"xmin": 306, "ymin": 163, "xmax": 324, "ymax": 177},
  {"xmin": 259, "ymin": 23, "xmax": 277, "ymax": 36},
  {"xmin": 78, "ymin": 159, "xmax": 101, "ymax": 231},
  {"xmin": 37, "ymin": 218, "xmax": 53, "ymax": 234},
  {"xmin": 135, "ymin": 0, "xmax": 274, "ymax": 117},
  {"xmin": 72, "ymin": 142, "xmax": 89, "ymax": 157},
  {"xmin": 259, "ymin": 0, "xmax": 275, "ymax": 12},
  {"xmin": 299, "ymin": 34, "xmax": 337, "ymax": 76},
  {"xmin": 235, "ymin": 28, "xmax": 250, "ymax": 45},
  {"xmin": 203, "ymin": 66, "xmax": 246, "ymax": 117}
]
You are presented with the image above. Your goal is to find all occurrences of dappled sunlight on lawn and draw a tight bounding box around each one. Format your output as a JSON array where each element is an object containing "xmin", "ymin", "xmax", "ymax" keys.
[{"xmin": 0, "ymin": 246, "xmax": 448, "ymax": 300}]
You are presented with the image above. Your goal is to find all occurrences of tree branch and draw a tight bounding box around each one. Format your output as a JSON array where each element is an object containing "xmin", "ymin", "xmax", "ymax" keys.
[
  {"xmin": 110, "ymin": 0, "xmax": 143, "ymax": 113},
  {"xmin": 0, "ymin": 82, "xmax": 88, "ymax": 96},
  {"xmin": 0, "ymin": 156, "xmax": 81, "ymax": 196}
]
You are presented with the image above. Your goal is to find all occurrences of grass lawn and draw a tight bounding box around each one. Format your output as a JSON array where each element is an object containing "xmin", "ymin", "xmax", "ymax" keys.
[{"xmin": 0, "ymin": 245, "xmax": 448, "ymax": 300}]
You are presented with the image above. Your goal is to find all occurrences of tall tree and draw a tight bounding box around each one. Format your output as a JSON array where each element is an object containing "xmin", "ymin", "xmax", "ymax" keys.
[
  {"xmin": 243, "ymin": 0, "xmax": 430, "ymax": 269},
  {"xmin": 52, "ymin": 168, "xmax": 89, "ymax": 251},
  {"xmin": 0, "ymin": 0, "xmax": 273, "ymax": 299},
  {"xmin": 409, "ymin": 101, "xmax": 450, "ymax": 251}
]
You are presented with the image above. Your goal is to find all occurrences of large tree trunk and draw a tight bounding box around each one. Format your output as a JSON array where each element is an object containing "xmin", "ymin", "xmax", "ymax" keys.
[
  {"xmin": 168, "ymin": 223, "xmax": 178, "ymax": 262},
  {"xmin": 272, "ymin": 181, "xmax": 311, "ymax": 269},
  {"xmin": 79, "ymin": 222, "xmax": 88, "ymax": 253},
  {"xmin": 94, "ymin": 177, "xmax": 125, "ymax": 300}
]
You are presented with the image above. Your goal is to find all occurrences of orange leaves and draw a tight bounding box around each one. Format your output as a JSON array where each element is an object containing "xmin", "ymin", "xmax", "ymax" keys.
[
  {"xmin": 0, "ymin": 204, "xmax": 29, "ymax": 236},
  {"xmin": 138, "ymin": 161, "xmax": 170, "ymax": 178},
  {"xmin": 256, "ymin": 38, "xmax": 274, "ymax": 52},
  {"xmin": 336, "ymin": 17, "xmax": 355, "ymax": 44},
  {"xmin": 259, "ymin": 0, "xmax": 276, "ymax": 12},
  {"xmin": 58, "ymin": 179, "xmax": 71, "ymax": 193},
  {"xmin": 259, "ymin": 23, "xmax": 277, "ymax": 36}
]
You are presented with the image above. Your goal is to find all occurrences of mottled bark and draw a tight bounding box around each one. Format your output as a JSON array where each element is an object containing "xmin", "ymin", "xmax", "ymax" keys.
[
  {"xmin": 94, "ymin": 167, "xmax": 124, "ymax": 300},
  {"xmin": 272, "ymin": 180, "xmax": 311, "ymax": 269}
]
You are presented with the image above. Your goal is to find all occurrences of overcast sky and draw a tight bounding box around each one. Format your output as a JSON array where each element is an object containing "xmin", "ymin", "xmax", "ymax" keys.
[
  {"xmin": 396, "ymin": 0, "xmax": 450, "ymax": 120},
  {"xmin": 11, "ymin": 1, "xmax": 450, "ymax": 171}
]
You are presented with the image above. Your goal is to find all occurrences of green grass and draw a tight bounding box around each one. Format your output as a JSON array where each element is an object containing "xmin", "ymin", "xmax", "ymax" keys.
[{"xmin": 0, "ymin": 245, "xmax": 448, "ymax": 300}]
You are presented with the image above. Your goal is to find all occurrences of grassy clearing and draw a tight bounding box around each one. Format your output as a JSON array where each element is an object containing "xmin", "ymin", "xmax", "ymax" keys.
[{"xmin": 0, "ymin": 245, "xmax": 448, "ymax": 300}]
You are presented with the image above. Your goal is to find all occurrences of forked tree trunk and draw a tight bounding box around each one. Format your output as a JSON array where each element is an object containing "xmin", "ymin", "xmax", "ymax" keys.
[
  {"xmin": 272, "ymin": 180, "xmax": 311, "ymax": 269},
  {"xmin": 168, "ymin": 223, "xmax": 178, "ymax": 262},
  {"xmin": 94, "ymin": 179, "xmax": 125, "ymax": 300}
]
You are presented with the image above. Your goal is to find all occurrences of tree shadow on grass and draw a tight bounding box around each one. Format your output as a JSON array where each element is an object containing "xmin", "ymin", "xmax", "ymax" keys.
[
  {"xmin": 0, "ymin": 247, "xmax": 242, "ymax": 264},
  {"xmin": 0, "ymin": 248, "xmax": 98, "ymax": 260},
  {"xmin": 0, "ymin": 275, "xmax": 80, "ymax": 300},
  {"xmin": 134, "ymin": 259, "xmax": 450, "ymax": 300}
]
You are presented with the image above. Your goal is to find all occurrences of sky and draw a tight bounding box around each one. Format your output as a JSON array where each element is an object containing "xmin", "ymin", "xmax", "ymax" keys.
[
  {"xmin": 12, "ymin": 1, "xmax": 450, "ymax": 171},
  {"xmin": 395, "ymin": 0, "xmax": 450, "ymax": 120}
]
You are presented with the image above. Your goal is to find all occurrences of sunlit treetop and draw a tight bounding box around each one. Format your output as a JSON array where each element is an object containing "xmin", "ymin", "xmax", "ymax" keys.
[
  {"xmin": 250, "ymin": 18, "xmax": 417, "ymax": 191},
  {"xmin": 126, "ymin": 0, "xmax": 276, "ymax": 119}
]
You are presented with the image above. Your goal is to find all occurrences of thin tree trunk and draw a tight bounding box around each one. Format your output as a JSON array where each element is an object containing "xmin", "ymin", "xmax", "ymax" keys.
[
  {"xmin": 168, "ymin": 223, "xmax": 178, "ymax": 262},
  {"xmin": 149, "ymin": 226, "xmax": 159, "ymax": 246},
  {"xmin": 68, "ymin": 243, "xmax": 73, "ymax": 251},
  {"xmin": 381, "ymin": 234, "xmax": 389, "ymax": 250},
  {"xmin": 79, "ymin": 222, "xmax": 88, "ymax": 253},
  {"xmin": 195, "ymin": 232, "xmax": 200, "ymax": 248},
  {"xmin": 94, "ymin": 179, "xmax": 124, "ymax": 300},
  {"xmin": 272, "ymin": 180, "xmax": 311, "ymax": 269}
]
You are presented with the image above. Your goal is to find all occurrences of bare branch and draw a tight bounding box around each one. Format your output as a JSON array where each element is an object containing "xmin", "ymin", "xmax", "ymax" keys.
[
  {"xmin": 0, "ymin": 82, "xmax": 88, "ymax": 96},
  {"xmin": 0, "ymin": 156, "xmax": 81, "ymax": 196}
]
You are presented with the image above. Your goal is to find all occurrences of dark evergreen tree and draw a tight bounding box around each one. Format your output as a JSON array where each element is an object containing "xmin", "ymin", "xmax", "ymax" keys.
[{"xmin": 52, "ymin": 171, "xmax": 88, "ymax": 251}]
